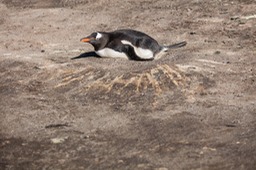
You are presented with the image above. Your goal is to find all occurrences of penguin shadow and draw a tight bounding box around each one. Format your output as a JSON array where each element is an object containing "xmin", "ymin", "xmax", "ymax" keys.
[{"xmin": 71, "ymin": 51, "xmax": 100, "ymax": 60}]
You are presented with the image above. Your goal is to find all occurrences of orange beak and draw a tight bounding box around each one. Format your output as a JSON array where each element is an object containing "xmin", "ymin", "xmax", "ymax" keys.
[{"xmin": 80, "ymin": 37, "xmax": 91, "ymax": 43}]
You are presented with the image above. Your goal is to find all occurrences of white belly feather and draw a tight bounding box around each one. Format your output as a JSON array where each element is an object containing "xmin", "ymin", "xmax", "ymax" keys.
[
  {"xmin": 96, "ymin": 48, "xmax": 129, "ymax": 59},
  {"xmin": 95, "ymin": 40, "xmax": 154, "ymax": 60}
]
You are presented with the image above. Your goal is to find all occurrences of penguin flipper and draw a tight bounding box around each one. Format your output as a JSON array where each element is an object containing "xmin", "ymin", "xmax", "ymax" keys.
[
  {"xmin": 124, "ymin": 45, "xmax": 153, "ymax": 61},
  {"xmin": 121, "ymin": 40, "xmax": 154, "ymax": 60}
]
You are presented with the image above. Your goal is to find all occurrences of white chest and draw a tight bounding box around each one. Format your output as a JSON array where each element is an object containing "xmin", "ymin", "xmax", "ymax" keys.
[{"xmin": 96, "ymin": 48, "xmax": 129, "ymax": 59}]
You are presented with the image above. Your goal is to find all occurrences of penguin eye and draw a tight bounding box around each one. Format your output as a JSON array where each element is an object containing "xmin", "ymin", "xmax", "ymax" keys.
[{"xmin": 96, "ymin": 33, "xmax": 102, "ymax": 40}]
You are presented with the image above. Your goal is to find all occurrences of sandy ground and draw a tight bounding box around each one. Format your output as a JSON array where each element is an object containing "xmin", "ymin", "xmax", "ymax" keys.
[{"xmin": 0, "ymin": 0, "xmax": 256, "ymax": 169}]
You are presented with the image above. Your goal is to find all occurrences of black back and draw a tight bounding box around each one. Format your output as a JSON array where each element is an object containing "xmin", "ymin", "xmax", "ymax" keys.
[{"xmin": 107, "ymin": 29, "xmax": 162, "ymax": 54}]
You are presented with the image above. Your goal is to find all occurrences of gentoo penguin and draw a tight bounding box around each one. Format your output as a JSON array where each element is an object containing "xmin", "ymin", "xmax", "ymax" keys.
[{"xmin": 80, "ymin": 29, "xmax": 187, "ymax": 61}]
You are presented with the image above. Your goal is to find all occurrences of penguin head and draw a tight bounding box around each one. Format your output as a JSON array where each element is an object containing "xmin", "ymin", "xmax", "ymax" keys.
[{"xmin": 80, "ymin": 32, "xmax": 108, "ymax": 51}]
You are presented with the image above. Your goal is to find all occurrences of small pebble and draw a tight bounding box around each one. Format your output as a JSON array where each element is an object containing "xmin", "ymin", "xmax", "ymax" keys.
[
  {"xmin": 214, "ymin": 51, "xmax": 221, "ymax": 55},
  {"xmin": 51, "ymin": 137, "xmax": 67, "ymax": 144}
]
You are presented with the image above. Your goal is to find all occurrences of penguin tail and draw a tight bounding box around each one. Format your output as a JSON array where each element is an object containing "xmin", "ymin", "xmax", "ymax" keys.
[
  {"xmin": 155, "ymin": 41, "xmax": 187, "ymax": 60},
  {"xmin": 163, "ymin": 41, "xmax": 187, "ymax": 51}
]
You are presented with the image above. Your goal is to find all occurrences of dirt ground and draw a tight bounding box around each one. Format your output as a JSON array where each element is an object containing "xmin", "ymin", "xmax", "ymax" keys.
[{"xmin": 0, "ymin": 0, "xmax": 256, "ymax": 169}]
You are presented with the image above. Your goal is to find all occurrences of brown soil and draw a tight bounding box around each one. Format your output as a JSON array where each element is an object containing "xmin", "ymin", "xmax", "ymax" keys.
[{"xmin": 0, "ymin": 0, "xmax": 256, "ymax": 169}]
